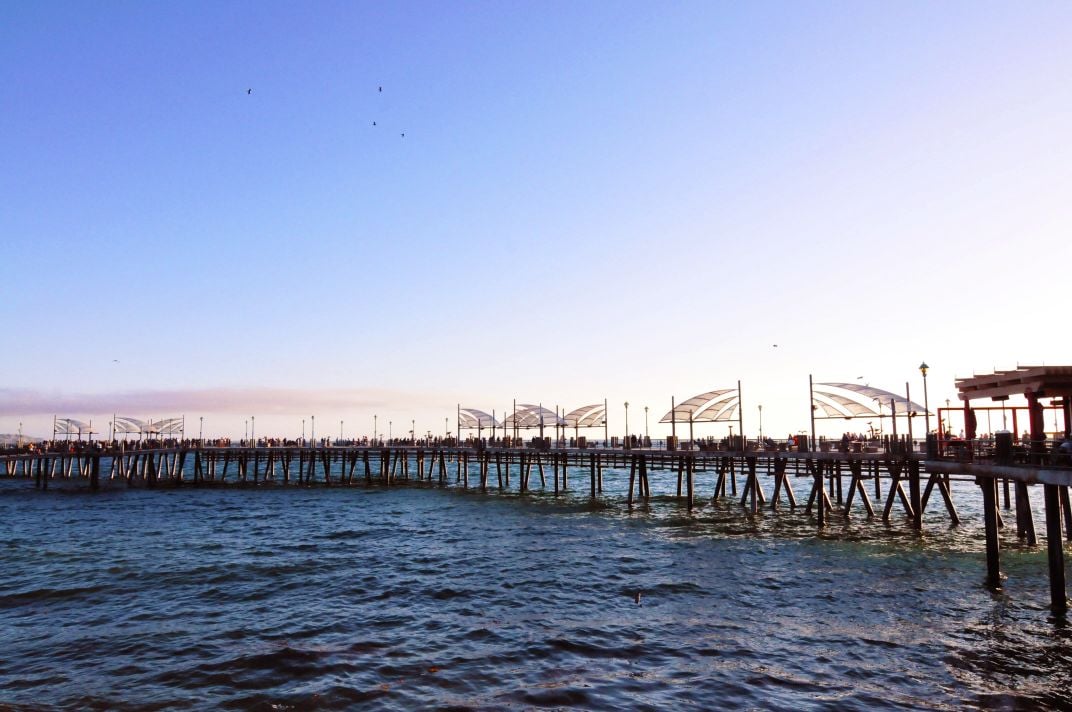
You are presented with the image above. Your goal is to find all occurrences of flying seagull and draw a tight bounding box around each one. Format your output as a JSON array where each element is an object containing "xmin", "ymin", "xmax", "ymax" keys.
[
  {"xmin": 400, "ymin": 132, "xmax": 405, "ymax": 138},
  {"xmin": 378, "ymin": 86, "xmax": 382, "ymax": 92},
  {"xmin": 247, "ymin": 88, "xmax": 252, "ymax": 95},
  {"xmin": 372, "ymin": 121, "xmax": 376, "ymax": 126}
]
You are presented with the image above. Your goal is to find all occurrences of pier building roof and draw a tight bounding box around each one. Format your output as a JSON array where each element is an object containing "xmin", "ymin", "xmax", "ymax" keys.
[{"xmin": 956, "ymin": 366, "xmax": 1072, "ymax": 401}]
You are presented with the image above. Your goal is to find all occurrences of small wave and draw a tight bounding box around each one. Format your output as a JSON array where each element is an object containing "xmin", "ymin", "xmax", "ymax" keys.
[
  {"xmin": 428, "ymin": 587, "xmax": 468, "ymax": 601},
  {"xmin": 0, "ymin": 584, "xmax": 108, "ymax": 606},
  {"xmin": 315, "ymin": 527, "xmax": 370, "ymax": 540}
]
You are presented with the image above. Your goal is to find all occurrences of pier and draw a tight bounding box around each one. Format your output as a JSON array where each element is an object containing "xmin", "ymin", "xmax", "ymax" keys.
[{"xmin": 4, "ymin": 439, "xmax": 1070, "ymax": 615}]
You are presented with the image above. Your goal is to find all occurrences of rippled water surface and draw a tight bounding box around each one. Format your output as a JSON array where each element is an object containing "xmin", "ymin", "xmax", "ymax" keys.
[{"xmin": 2, "ymin": 464, "xmax": 1071, "ymax": 710}]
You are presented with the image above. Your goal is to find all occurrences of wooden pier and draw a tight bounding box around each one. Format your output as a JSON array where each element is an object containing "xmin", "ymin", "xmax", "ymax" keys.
[{"xmin": 3, "ymin": 443, "xmax": 1069, "ymax": 614}]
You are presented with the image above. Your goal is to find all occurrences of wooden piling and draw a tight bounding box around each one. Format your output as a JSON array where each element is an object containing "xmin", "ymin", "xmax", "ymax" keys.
[
  {"xmin": 1014, "ymin": 482, "xmax": 1037, "ymax": 544},
  {"xmin": 1044, "ymin": 484, "xmax": 1069, "ymax": 613},
  {"xmin": 981, "ymin": 477, "xmax": 1002, "ymax": 588}
]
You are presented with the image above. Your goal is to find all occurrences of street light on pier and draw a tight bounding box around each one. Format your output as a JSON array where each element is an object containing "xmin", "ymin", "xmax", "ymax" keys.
[
  {"xmin": 245, "ymin": 419, "xmax": 248, "ymax": 444},
  {"xmin": 624, "ymin": 401, "xmax": 629, "ymax": 448},
  {"xmin": 302, "ymin": 418, "xmax": 306, "ymax": 444},
  {"xmin": 919, "ymin": 362, "xmax": 931, "ymax": 435},
  {"xmin": 311, "ymin": 415, "xmax": 315, "ymax": 447},
  {"xmin": 758, "ymin": 404, "xmax": 763, "ymax": 441},
  {"xmin": 340, "ymin": 420, "xmax": 344, "ymax": 443},
  {"xmin": 251, "ymin": 416, "xmax": 255, "ymax": 446},
  {"xmin": 644, "ymin": 406, "xmax": 649, "ymax": 440},
  {"xmin": 199, "ymin": 416, "xmax": 203, "ymax": 443},
  {"xmin": 373, "ymin": 415, "xmax": 377, "ymax": 443},
  {"xmin": 389, "ymin": 421, "xmax": 392, "ymax": 441},
  {"xmin": 411, "ymin": 419, "xmax": 415, "ymax": 445}
]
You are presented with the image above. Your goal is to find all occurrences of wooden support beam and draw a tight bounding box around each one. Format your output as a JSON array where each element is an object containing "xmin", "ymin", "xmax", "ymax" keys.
[
  {"xmin": 1062, "ymin": 486, "xmax": 1072, "ymax": 541},
  {"xmin": 1044, "ymin": 484, "xmax": 1068, "ymax": 613},
  {"xmin": 589, "ymin": 453, "xmax": 596, "ymax": 498},
  {"xmin": 685, "ymin": 456, "xmax": 694, "ymax": 510},
  {"xmin": 981, "ymin": 477, "xmax": 1002, "ymax": 588},
  {"xmin": 908, "ymin": 459, "xmax": 922, "ymax": 530},
  {"xmin": 627, "ymin": 455, "xmax": 636, "ymax": 506},
  {"xmin": 1014, "ymin": 482, "xmax": 1037, "ymax": 544},
  {"xmin": 843, "ymin": 459, "xmax": 875, "ymax": 518}
]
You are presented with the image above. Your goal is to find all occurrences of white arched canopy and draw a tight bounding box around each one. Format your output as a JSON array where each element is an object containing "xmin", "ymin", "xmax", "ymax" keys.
[
  {"xmin": 563, "ymin": 403, "xmax": 606, "ymax": 429},
  {"xmin": 458, "ymin": 408, "xmax": 502, "ymax": 430},
  {"xmin": 660, "ymin": 388, "xmax": 739, "ymax": 423},
  {"xmin": 504, "ymin": 404, "xmax": 565, "ymax": 429},
  {"xmin": 54, "ymin": 418, "xmax": 93, "ymax": 437},
  {"xmin": 812, "ymin": 383, "xmax": 929, "ymax": 419},
  {"xmin": 114, "ymin": 416, "xmax": 184, "ymax": 436}
]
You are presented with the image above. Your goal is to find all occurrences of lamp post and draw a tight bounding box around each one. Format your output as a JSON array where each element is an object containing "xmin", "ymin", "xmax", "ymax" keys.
[
  {"xmin": 311, "ymin": 415, "xmax": 315, "ymax": 447},
  {"xmin": 302, "ymin": 418, "xmax": 305, "ymax": 444},
  {"xmin": 251, "ymin": 416, "xmax": 255, "ymax": 446},
  {"xmin": 199, "ymin": 416, "xmax": 203, "ymax": 443},
  {"xmin": 624, "ymin": 401, "xmax": 629, "ymax": 449},
  {"xmin": 758, "ymin": 404, "xmax": 763, "ymax": 441},
  {"xmin": 244, "ymin": 419, "xmax": 248, "ymax": 445},
  {"xmin": 944, "ymin": 399, "xmax": 950, "ymax": 436},
  {"xmin": 373, "ymin": 415, "xmax": 377, "ymax": 443},
  {"xmin": 389, "ymin": 421, "xmax": 392, "ymax": 441},
  {"xmin": 919, "ymin": 361, "xmax": 930, "ymax": 435},
  {"xmin": 340, "ymin": 420, "xmax": 344, "ymax": 443},
  {"xmin": 644, "ymin": 406, "xmax": 649, "ymax": 440},
  {"xmin": 445, "ymin": 417, "xmax": 448, "ymax": 439},
  {"xmin": 412, "ymin": 419, "xmax": 415, "ymax": 445}
]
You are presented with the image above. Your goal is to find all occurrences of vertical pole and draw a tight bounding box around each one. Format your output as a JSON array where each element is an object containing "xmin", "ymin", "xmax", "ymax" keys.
[
  {"xmin": 908, "ymin": 458, "xmax": 922, "ymax": 530},
  {"xmin": 922, "ymin": 370, "xmax": 930, "ymax": 436},
  {"xmin": 809, "ymin": 374, "xmax": 817, "ymax": 452},
  {"xmin": 981, "ymin": 477, "xmax": 1001, "ymax": 588},
  {"xmin": 737, "ymin": 380, "xmax": 744, "ymax": 452},
  {"xmin": 1027, "ymin": 391, "xmax": 1046, "ymax": 463},
  {"xmin": 906, "ymin": 382, "xmax": 914, "ymax": 448},
  {"xmin": 1044, "ymin": 484, "xmax": 1068, "ymax": 613},
  {"xmin": 889, "ymin": 398, "xmax": 898, "ymax": 453},
  {"xmin": 671, "ymin": 396, "xmax": 676, "ymax": 450},
  {"xmin": 604, "ymin": 398, "xmax": 608, "ymax": 446}
]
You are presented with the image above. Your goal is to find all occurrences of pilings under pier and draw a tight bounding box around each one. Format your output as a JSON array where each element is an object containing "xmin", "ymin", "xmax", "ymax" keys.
[{"xmin": 3, "ymin": 445, "xmax": 1070, "ymax": 614}]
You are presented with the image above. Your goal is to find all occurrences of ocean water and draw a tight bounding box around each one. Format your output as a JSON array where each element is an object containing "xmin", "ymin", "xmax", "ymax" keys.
[{"xmin": 2, "ymin": 460, "xmax": 1070, "ymax": 710}]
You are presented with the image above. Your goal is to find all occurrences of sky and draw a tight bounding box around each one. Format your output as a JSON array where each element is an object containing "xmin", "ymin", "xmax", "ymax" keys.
[{"xmin": 2, "ymin": 1, "xmax": 1070, "ymax": 441}]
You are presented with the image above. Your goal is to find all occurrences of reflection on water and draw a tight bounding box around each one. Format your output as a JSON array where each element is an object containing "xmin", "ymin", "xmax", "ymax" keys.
[{"xmin": 0, "ymin": 464, "xmax": 1069, "ymax": 710}]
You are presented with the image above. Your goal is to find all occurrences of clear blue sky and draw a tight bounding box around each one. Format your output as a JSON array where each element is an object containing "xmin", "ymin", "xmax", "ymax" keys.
[{"xmin": 2, "ymin": 1, "xmax": 1070, "ymax": 439}]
